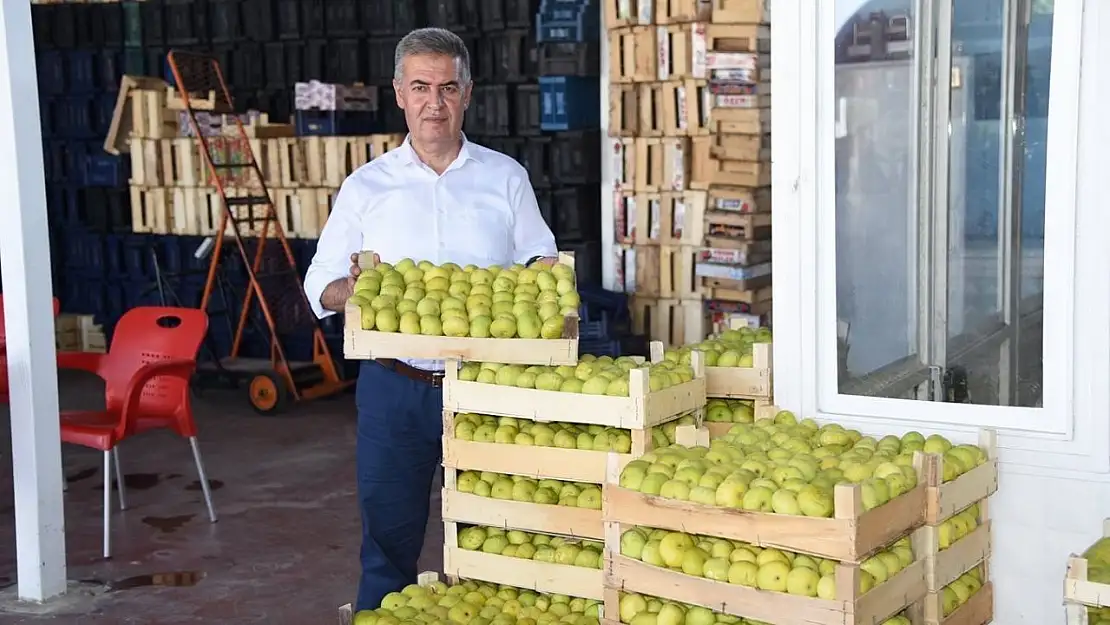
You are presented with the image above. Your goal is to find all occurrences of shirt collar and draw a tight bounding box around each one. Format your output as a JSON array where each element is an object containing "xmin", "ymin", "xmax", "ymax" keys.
[{"xmin": 400, "ymin": 133, "xmax": 481, "ymax": 170}]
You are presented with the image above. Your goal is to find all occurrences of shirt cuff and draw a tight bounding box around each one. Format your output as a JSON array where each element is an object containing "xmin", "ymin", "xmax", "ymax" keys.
[{"xmin": 303, "ymin": 268, "xmax": 344, "ymax": 319}]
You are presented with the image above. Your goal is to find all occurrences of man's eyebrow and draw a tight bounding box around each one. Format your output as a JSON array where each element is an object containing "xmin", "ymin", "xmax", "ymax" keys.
[{"xmin": 409, "ymin": 79, "xmax": 459, "ymax": 88}]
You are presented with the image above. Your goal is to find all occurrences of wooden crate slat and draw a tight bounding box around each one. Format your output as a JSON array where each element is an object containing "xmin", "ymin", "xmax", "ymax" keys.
[
  {"xmin": 704, "ymin": 341, "xmax": 773, "ymax": 398},
  {"xmin": 444, "ymin": 545, "xmax": 604, "ymax": 600},
  {"xmin": 441, "ymin": 488, "xmax": 604, "ymax": 540}
]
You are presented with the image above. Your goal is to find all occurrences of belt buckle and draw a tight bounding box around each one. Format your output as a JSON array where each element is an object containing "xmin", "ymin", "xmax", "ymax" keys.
[{"xmin": 431, "ymin": 371, "xmax": 445, "ymax": 387}]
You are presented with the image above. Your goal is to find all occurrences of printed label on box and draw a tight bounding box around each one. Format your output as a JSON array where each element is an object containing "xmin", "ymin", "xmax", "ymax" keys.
[
  {"xmin": 673, "ymin": 200, "xmax": 686, "ymax": 239},
  {"xmin": 706, "ymin": 52, "xmax": 760, "ymax": 71},
  {"xmin": 715, "ymin": 94, "xmax": 761, "ymax": 108},
  {"xmin": 691, "ymin": 23, "xmax": 708, "ymax": 79},
  {"xmin": 657, "ymin": 27, "xmax": 670, "ymax": 81},
  {"xmin": 676, "ymin": 85, "xmax": 689, "ymax": 130},
  {"xmin": 625, "ymin": 194, "xmax": 638, "ymax": 240},
  {"xmin": 669, "ymin": 142, "xmax": 686, "ymax": 190}
]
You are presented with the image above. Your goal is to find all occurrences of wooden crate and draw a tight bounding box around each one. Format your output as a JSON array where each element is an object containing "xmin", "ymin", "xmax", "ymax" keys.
[
  {"xmin": 656, "ymin": 0, "xmax": 711, "ymax": 24},
  {"xmin": 923, "ymin": 431, "xmax": 999, "ymax": 525},
  {"xmin": 910, "ymin": 581, "xmax": 993, "ymax": 625},
  {"xmin": 272, "ymin": 187, "xmax": 337, "ymax": 239},
  {"xmin": 441, "ymin": 466, "xmax": 605, "ymax": 540},
  {"xmin": 659, "ymin": 245, "xmax": 703, "ymax": 299},
  {"xmin": 129, "ymin": 138, "xmax": 210, "ymax": 187},
  {"xmin": 1065, "ymin": 519, "xmax": 1110, "ymax": 620},
  {"xmin": 632, "ymin": 138, "xmax": 689, "ymax": 192},
  {"xmin": 104, "ymin": 77, "xmax": 176, "ymax": 155},
  {"xmin": 708, "ymin": 0, "xmax": 770, "ymax": 24},
  {"xmin": 442, "ymin": 348, "xmax": 705, "ymax": 429},
  {"xmin": 708, "ymin": 185, "xmax": 770, "ymax": 214},
  {"xmin": 604, "ymin": 0, "xmax": 649, "ymax": 28},
  {"xmin": 632, "ymin": 190, "xmax": 706, "ymax": 246},
  {"xmin": 706, "ymin": 210, "xmax": 772, "ymax": 246},
  {"xmin": 636, "ymin": 83, "xmax": 666, "ymax": 137},
  {"xmin": 660, "ymin": 80, "xmax": 711, "ymax": 137},
  {"xmin": 702, "ymin": 340, "xmax": 773, "ymax": 398},
  {"xmin": 275, "ymin": 138, "xmax": 310, "ymax": 187},
  {"xmin": 609, "ymin": 85, "xmax": 641, "ymax": 137},
  {"xmin": 609, "ymin": 27, "xmax": 657, "ymax": 83},
  {"xmin": 602, "ymin": 440, "xmax": 928, "ymax": 563},
  {"xmin": 444, "ymin": 526, "xmax": 604, "ymax": 600},
  {"xmin": 344, "ymin": 253, "xmax": 581, "ymax": 366},
  {"xmin": 712, "ymin": 106, "xmax": 771, "ymax": 135},
  {"xmin": 168, "ymin": 187, "xmax": 220, "ymax": 235},
  {"xmin": 702, "ymin": 402, "xmax": 777, "ymax": 438},
  {"xmin": 693, "ymin": 23, "xmax": 771, "ymax": 64},
  {"xmin": 712, "ymin": 132, "xmax": 771, "ymax": 163},
  {"xmin": 657, "ymin": 25, "xmax": 699, "ymax": 80},
  {"xmin": 630, "ymin": 297, "xmax": 707, "ymax": 347},
  {"xmin": 129, "ymin": 186, "xmax": 171, "ymax": 234},
  {"xmin": 338, "ymin": 572, "xmax": 439, "ymax": 625},
  {"xmin": 55, "ymin": 314, "xmax": 107, "ymax": 353},
  {"xmin": 690, "ymin": 137, "xmax": 771, "ymax": 189}
]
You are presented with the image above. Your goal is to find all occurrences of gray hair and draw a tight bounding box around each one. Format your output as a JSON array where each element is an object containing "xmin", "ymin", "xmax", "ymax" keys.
[{"xmin": 394, "ymin": 28, "xmax": 473, "ymax": 85}]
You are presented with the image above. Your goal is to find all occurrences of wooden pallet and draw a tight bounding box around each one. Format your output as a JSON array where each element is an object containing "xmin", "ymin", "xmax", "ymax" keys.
[
  {"xmin": 129, "ymin": 138, "xmax": 210, "ymax": 187},
  {"xmin": 442, "ymin": 347, "xmax": 704, "ymax": 429},
  {"xmin": 129, "ymin": 186, "xmax": 171, "ymax": 234},
  {"xmin": 703, "ymin": 340, "xmax": 773, "ymax": 398},
  {"xmin": 55, "ymin": 314, "xmax": 107, "ymax": 353}
]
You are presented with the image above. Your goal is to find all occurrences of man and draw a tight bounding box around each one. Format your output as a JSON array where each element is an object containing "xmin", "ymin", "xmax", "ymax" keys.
[{"xmin": 302, "ymin": 28, "xmax": 558, "ymax": 611}]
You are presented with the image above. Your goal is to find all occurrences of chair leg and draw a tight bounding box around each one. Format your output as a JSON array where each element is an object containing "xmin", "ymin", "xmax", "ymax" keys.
[
  {"xmin": 102, "ymin": 450, "xmax": 111, "ymax": 559},
  {"xmin": 188, "ymin": 437, "xmax": 218, "ymax": 523},
  {"xmin": 112, "ymin": 447, "xmax": 127, "ymax": 511}
]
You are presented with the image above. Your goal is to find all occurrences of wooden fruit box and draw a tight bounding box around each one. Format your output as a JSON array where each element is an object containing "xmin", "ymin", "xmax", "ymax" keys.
[
  {"xmin": 344, "ymin": 251, "xmax": 580, "ymax": 366},
  {"xmin": 923, "ymin": 430, "xmax": 999, "ymax": 525},
  {"xmin": 442, "ymin": 348, "xmax": 705, "ymax": 430},
  {"xmin": 672, "ymin": 340, "xmax": 772, "ymax": 399},
  {"xmin": 1065, "ymin": 518, "xmax": 1110, "ymax": 611},
  {"xmin": 441, "ymin": 463, "xmax": 604, "ymax": 540},
  {"xmin": 602, "ymin": 425, "xmax": 927, "ymax": 562},
  {"xmin": 603, "ymin": 550, "xmax": 927, "ymax": 625},
  {"xmin": 703, "ymin": 402, "xmax": 778, "ymax": 438},
  {"xmin": 337, "ymin": 571, "xmax": 439, "ymax": 625},
  {"xmin": 909, "ymin": 582, "xmax": 993, "ymax": 625},
  {"xmin": 444, "ymin": 527, "xmax": 603, "ymax": 600},
  {"xmin": 441, "ymin": 410, "xmax": 647, "ymax": 484},
  {"xmin": 914, "ymin": 517, "xmax": 991, "ymax": 594}
]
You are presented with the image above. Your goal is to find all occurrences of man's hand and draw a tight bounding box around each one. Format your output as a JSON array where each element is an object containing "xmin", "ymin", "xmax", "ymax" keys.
[
  {"xmin": 529, "ymin": 256, "xmax": 559, "ymax": 268},
  {"xmin": 321, "ymin": 252, "xmax": 380, "ymax": 313}
]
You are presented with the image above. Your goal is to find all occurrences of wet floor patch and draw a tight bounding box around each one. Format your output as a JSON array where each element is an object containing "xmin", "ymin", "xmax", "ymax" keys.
[
  {"xmin": 105, "ymin": 571, "xmax": 205, "ymax": 591},
  {"xmin": 141, "ymin": 514, "xmax": 195, "ymax": 533},
  {"xmin": 65, "ymin": 467, "xmax": 97, "ymax": 483},
  {"xmin": 93, "ymin": 473, "xmax": 164, "ymax": 491}
]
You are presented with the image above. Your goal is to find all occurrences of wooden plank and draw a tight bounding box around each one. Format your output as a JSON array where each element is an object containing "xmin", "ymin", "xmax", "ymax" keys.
[
  {"xmin": 712, "ymin": 131, "xmax": 771, "ymax": 163},
  {"xmin": 924, "ymin": 430, "xmax": 999, "ymax": 523},
  {"xmin": 608, "ymin": 85, "xmax": 641, "ymax": 137},
  {"xmin": 129, "ymin": 186, "xmax": 171, "ymax": 234},
  {"xmin": 443, "ymin": 437, "xmax": 638, "ymax": 483},
  {"xmin": 709, "ymin": 0, "xmax": 769, "ymax": 24},
  {"xmin": 636, "ymin": 83, "xmax": 665, "ymax": 137},
  {"xmin": 609, "ymin": 27, "xmax": 657, "ymax": 83},
  {"xmin": 441, "ymin": 488, "xmax": 604, "ymax": 540},
  {"xmin": 444, "ymin": 545, "xmax": 603, "ymax": 600},
  {"xmin": 655, "ymin": 0, "xmax": 711, "ymax": 24},
  {"xmin": 705, "ymin": 340, "xmax": 773, "ymax": 398},
  {"xmin": 659, "ymin": 244, "xmax": 703, "ymax": 299}
]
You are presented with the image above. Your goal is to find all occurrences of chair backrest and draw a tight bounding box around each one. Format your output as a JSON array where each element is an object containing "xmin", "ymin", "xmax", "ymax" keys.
[
  {"xmin": 0, "ymin": 295, "xmax": 61, "ymax": 343},
  {"xmin": 101, "ymin": 307, "xmax": 208, "ymax": 430}
]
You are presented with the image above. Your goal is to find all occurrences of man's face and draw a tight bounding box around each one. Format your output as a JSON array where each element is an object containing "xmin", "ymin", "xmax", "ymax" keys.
[{"xmin": 394, "ymin": 53, "xmax": 471, "ymax": 146}]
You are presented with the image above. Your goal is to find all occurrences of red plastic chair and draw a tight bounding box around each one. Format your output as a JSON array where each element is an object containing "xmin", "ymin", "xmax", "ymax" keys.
[
  {"xmin": 0, "ymin": 295, "xmax": 61, "ymax": 401},
  {"xmin": 57, "ymin": 306, "xmax": 217, "ymax": 559}
]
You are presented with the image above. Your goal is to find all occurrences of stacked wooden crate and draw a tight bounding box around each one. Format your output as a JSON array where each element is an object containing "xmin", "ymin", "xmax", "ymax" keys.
[
  {"xmin": 54, "ymin": 314, "xmax": 107, "ymax": 353},
  {"xmin": 606, "ymin": 1, "xmax": 773, "ymax": 346},
  {"xmin": 108, "ymin": 76, "xmax": 403, "ymax": 238},
  {"xmin": 601, "ymin": 414, "xmax": 999, "ymax": 625},
  {"xmin": 439, "ymin": 345, "xmax": 707, "ymax": 600},
  {"xmin": 691, "ymin": 3, "xmax": 773, "ymax": 324},
  {"xmin": 1065, "ymin": 521, "xmax": 1110, "ymax": 625}
]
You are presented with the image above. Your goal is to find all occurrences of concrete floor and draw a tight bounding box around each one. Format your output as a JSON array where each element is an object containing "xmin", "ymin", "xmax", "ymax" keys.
[{"xmin": 0, "ymin": 370, "xmax": 444, "ymax": 624}]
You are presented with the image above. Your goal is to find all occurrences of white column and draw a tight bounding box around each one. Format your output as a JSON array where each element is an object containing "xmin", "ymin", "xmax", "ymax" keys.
[{"xmin": 0, "ymin": 0, "xmax": 68, "ymax": 602}]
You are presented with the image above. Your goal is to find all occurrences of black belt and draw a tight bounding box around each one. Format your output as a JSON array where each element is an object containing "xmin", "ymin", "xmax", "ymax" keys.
[{"xmin": 376, "ymin": 359, "xmax": 444, "ymax": 387}]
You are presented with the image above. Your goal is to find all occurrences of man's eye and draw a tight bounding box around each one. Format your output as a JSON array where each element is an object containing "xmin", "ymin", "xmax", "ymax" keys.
[
  {"xmin": 443, "ymin": 85, "xmax": 457, "ymax": 93},
  {"xmin": 414, "ymin": 85, "xmax": 428, "ymax": 91}
]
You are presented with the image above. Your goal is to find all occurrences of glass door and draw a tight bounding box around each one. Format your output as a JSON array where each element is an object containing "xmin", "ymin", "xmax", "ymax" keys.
[{"xmin": 832, "ymin": 0, "xmax": 1051, "ymax": 407}]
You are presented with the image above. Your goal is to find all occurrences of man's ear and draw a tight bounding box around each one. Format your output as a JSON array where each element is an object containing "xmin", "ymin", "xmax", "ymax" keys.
[{"xmin": 393, "ymin": 80, "xmax": 404, "ymax": 109}]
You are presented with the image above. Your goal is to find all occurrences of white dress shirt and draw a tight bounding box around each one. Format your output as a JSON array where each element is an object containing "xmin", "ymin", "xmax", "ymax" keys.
[{"xmin": 303, "ymin": 135, "xmax": 558, "ymax": 372}]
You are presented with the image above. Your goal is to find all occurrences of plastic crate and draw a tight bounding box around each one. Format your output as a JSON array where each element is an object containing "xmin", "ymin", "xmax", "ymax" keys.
[
  {"xmin": 84, "ymin": 154, "xmax": 128, "ymax": 187},
  {"xmin": 538, "ymin": 42, "xmax": 600, "ymax": 76},
  {"xmin": 520, "ymin": 135, "xmax": 553, "ymax": 189},
  {"xmin": 551, "ymin": 130, "xmax": 602, "ymax": 183},
  {"xmin": 362, "ymin": 0, "xmax": 425, "ymax": 35},
  {"xmin": 535, "ymin": 3, "xmax": 599, "ymax": 42},
  {"xmin": 538, "ymin": 76, "xmax": 600, "ymax": 131},
  {"xmin": 325, "ymin": 0, "xmax": 362, "ymax": 37},
  {"xmin": 166, "ymin": 0, "xmax": 207, "ymax": 45},
  {"xmin": 208, "ymin": 0, "xmax": 242, "ymax": 43},
  {"xmin": 550, "ymin": 184, "xmax": 602, "ymax": 242},
  {"xmin": 294, "ymin": 110, "xmax": 378, "ymax": 136}
]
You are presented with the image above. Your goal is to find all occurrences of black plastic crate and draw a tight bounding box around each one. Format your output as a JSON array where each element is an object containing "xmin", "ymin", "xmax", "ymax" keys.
[
  {"xmin": 121, "ymin": 1, "xmax": 143, "ymax": 47},
  {"xmin": 560, "ymin": 240, "xmax": 601, "ymax": 285},
  {"xmin": 538, "ymin": 42, "xmax": 600, "ymax": 76},
  {"xmin": 72, "ymin": 5, "xmax": 97, "ymax": 47},
  {"xmin": 550, "ymin": 130, "xmax": 601, "ymax": 184},
  {"xmin": 50, "ymin": 4, "xmax": 78, "ymax": 48},
  {"xmin": 325, "ymin": 0, "xmax": 361, "ymax": 37},
  {"xmin": 304, "ymin": 39, "xmax": 327, "ymax": 81},
  {"xmin": 327, "ymin": 39, "xmax": 364, "ymax": 84},
  {"xmin": 521, "ymin": 136, "xmax": 552, "ymax": 189},
  {"xmin": 82, "ymin": 188, "xmax": 132, "ymax": 234},
  {"xmin": 479, "ymin": 0, "xmax": 506, "ymax": 31},
  {"xmin": 232, "ymin": 42, "xmax": 265, "ymax": 91},
  {"xmin": 95, "ymin": 49, "xmax": 123, "ymax": 92},
  {"xmin": 264, "ymin": 42, "xmax": 288, "ymax": 88},
  {"xmin": 165, "ymin": 0, "xmax": 207, "ymax": 45},
  {"xmin": 208, "ymin": 0, "xmax": 242, "ymax": 44},
  {"xmin": 506, "ymin": 0, "xmax": 539, "ymax": 28},
  {"xmin": 476, "ymin": 30, "xmax": 536, "ymax": 83},
  {"xmin": 426, "ymin": 0, "xmax": 480, "ymax": 33},
  {"xmin": 32, "ymin": 5, "xmax": 55, "ymax": 49},
  {"xmin": 295, "ymin": 110, "xmax": 378, "ymax": 136},
  {"xmin": 363, "ymin": 0, "xmax": 425, "ymax": 36},
  {"xmin": 367, "ymin": 38, "xmax": 401, "ymax": 84},
  {"xmin": 277, "ymin": 0, "xmax": 325, "ymax": 39},
  {"xmin": 243, "ymin": 0, "xmax": 275, "ymax": 41},
  {"xmin": 513, "ymin": 84, "xmax": 541, "ymax": 135},
  {"xmin": 377, "ymin": 88, "xmax": 408, "ymax": 133},
  {"xmin": 99, "ymin": 3, "xmax": 124, "ymax": 47},
  {"xmin": 257, "ymin": 89, "xmax": 292, "ymax": 124},
  {"xmin": 550, "ymin": 185, "xmax": 601, "ymax": 242},
  {"xmin": 123, "ymin": 47, "xmax": 146, "ymax": 75},
  {"xmin": 141, "ymin": 0, "xmax": 166, "ymax": 46},
  {"xmin": 463, "ymin": 85, "xmax": 511, "ymax": 137},
  {"xmin": 275, "ymin": 0, "xmax": 301, "ymax": 39}
]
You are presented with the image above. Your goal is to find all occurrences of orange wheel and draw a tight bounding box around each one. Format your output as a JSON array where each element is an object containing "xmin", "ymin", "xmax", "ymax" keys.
[{"xmin": 248, "ymin": 371, "xmax": 289, "ymax": 415}]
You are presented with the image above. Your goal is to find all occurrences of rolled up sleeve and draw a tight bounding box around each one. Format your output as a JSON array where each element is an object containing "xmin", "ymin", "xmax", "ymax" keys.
[
  {"xmin": 510, "ymin": 176, "xmax": 558, "ymax": 264},
  {"xmin": 304, "ymin": 178, "xmax": 364, "ymax": 319}
]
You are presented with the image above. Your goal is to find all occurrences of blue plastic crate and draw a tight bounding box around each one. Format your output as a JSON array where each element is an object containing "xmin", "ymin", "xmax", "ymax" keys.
[
  {"xmin": 120, "ymin": 235, "xmax": 154, "ymax": 279},
  {"xmin": 579, "ymin": 339, "xmax": 621, "ymax": 358},
  {"xmin": 84, "ymin": 153, "xmax": 127, "ymax": 187},
  {"xmin": 60, "ymin": 278, "xmax": 107, "ymax": 317},
  {"xmin": 538, "ymin": 0, "xmax": 596, "ymax": 22},
  {"xmin": 60, "ymin": 229, "xmax": 106, "ymax": 275},
  {"xmin": 37, "ymin": 50, "xmax": 66, "ymax": 96},
  {"xmin": 538, "ymin": 76, "xmax": 600, "ymax": 131},
  {"xmin": 160, "ymin": 236, "xmax": 210, "ymax": 275},
  {"xmin": 50, "ymin": 96, "xmax": 96, "ymax": 139},
  {"xmin": 93, "ymin": 93, "xmax": 118, "ymax": 136},
  {"xmin": 294, "ymin": 110, "xmax": 378, "ymax": 136},
  {"xmin": 66, "ymin": 50, "xmax": 97, "ymax": 94},
  {"xmin": 578, "ymin": 317, "xmax": 609, "ymax": 341},
  {"xmin": 536, "ymin": 6, "xmax": 599, "ymax": 42}
]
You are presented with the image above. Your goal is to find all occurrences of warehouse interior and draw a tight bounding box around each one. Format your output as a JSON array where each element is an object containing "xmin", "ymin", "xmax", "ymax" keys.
[{"xmin": 3, "ymin": 0, "xmax": 1091, "ymax": 623}]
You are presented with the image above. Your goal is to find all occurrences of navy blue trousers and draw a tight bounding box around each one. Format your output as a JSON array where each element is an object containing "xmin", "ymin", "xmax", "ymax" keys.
[{"xmin": 354, "ymin": 361, "xmax": 443, "ymax": 611}]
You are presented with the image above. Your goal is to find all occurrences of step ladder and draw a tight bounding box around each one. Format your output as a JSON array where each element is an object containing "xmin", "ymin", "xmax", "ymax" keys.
[{"xmin": 166, "ymin": 50, "xmax": 350, "ymax": 414}]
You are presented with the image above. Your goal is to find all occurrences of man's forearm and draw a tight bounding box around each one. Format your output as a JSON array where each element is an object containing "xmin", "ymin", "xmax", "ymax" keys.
[{"xmin": 320, "ymin": 277, "xmax": 353, "ymax": 313}]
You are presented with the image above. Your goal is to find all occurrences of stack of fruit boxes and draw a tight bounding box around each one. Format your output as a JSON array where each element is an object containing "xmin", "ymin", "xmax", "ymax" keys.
[
  {"xmin": 439, "ymin": 346, "xmax": 707, "ymax": 600},
  {"xmin": 907, "ymin": 432, "xmax": 998, "ymax": 625},
  {"xmin": 600, "ymin": 419, "xmax": 934, "ymax": 625},
  {"xmin": 1064, "ymin": 520, "xmax": 1110, "ymax": 625}
]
